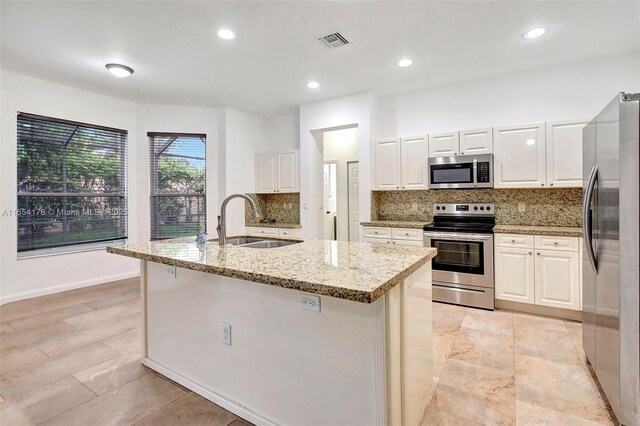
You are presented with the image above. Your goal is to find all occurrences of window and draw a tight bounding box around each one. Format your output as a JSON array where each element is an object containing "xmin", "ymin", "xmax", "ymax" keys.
[
  {"xmin": 149, "ymin": 133, "xmax": 206, "ymax": 240},
  {"xmin": 17, "ymin": 113, "xmax": 128, "ymax": 253}
]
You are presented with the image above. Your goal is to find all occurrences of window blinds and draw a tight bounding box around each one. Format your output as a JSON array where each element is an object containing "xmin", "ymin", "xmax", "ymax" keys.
[
  {"xmin": 148, "ymin": 132, "xmax": 206, "ymax": 240},
  {"xmin": 17, "ymin": 113, "xmax": 128, "ymax": 252}
]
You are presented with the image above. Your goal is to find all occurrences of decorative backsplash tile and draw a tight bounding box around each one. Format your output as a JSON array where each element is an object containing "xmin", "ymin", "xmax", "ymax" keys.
[
  {"xmin": 245, "ymin": 193, "xmax": 300, "ymax": 225},
  {"xmin": 371, "ymin": 188, "xmax": 582, "ymax": 227}
]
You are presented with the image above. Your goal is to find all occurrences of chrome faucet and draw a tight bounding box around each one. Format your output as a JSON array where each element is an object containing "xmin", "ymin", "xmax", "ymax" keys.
[{"xmin": 217, "ymin": 194, "xmax": 260, "ymax": 245}]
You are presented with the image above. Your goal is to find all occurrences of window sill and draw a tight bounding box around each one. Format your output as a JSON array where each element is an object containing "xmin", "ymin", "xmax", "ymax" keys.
[{"xmin": 17, "ymin": 240, "xmax": 127, "ymax": 260}]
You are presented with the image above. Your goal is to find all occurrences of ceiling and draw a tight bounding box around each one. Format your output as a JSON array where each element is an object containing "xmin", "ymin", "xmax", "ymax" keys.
[{"xmin": 2, "ymin": 1, "xmax": 639, "ymax": 117}]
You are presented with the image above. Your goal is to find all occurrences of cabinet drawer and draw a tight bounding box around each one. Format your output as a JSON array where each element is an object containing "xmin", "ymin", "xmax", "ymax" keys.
[
  {"xmin": 278, "ymin": 228, "xmax": 294, "ymax": 237},
  {"xmin": 495, "ymin": 233, "xmax": 534, "ymax": 248},
  {"xmin": 392, "ymin": 239, "xmax": 424, "ymax": 247},
  {"xmin": 391, "ymin": 228, "xmax": 423, "ymax": 241},
  {"xmin": 250, "ymin": 227, "xmax": 279, "ymax": 236},
  {"xmin": 363, "ymin": 237, "xmax": 392, "ymax": 245},
  {"xmin": 534, "ymin": 235, "xmax": 579, "ymax": 252},
  {"xmin": 363, "ymin": 226, "xmax": 392, "ymax": 238}
]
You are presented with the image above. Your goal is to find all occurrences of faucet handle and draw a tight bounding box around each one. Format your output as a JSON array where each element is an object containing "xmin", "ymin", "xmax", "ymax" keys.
[{"xmin": 216, "ymin": 215, "xmax": 222, "ymax": 239}]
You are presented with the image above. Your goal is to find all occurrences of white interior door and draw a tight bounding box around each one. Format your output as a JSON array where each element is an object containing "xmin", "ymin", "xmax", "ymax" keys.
[{"xmin": 348, "ymin": 162, "xmax": 360, "ymax": 242}]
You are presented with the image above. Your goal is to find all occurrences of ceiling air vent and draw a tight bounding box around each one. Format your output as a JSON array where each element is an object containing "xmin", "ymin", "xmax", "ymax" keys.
[{"xmin": 318, "ymin": 32, "xmax": 349, "ymax": 49}]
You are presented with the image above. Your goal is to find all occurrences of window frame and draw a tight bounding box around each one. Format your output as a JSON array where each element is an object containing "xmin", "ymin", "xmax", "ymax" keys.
[
  {"xmin": 16, "ymin": 112, "xmax": 128, "ymax": 256},
  {"xmin": 148, "ymin": 132, "xmax": 207, "ymax": 240}
]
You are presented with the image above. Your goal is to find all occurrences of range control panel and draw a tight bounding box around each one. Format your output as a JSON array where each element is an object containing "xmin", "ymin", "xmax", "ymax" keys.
[{"xmin": 433, "ymin": 203, "xmax": 495, "ymax": 216}]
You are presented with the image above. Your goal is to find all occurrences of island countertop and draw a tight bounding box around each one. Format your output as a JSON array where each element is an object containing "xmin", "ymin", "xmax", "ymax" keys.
[{"xmin": 107, "ymin": 237, "xmax": 437, "ymax": 303}]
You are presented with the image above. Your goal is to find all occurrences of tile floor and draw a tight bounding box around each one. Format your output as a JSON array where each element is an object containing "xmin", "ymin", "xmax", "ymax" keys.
[{"xmin": 0, "ymin": 278, "xmax": 615, "ymax": 425}]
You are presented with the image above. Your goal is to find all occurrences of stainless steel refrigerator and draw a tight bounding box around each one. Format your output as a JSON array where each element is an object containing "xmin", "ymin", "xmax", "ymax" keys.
[{"xmin": 583, "ymin": 92, "xmax": 639, "ymax": 426}]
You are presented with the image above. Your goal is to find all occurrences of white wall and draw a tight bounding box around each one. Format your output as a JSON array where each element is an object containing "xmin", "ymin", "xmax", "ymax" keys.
[
  {"xmin": 220, "ymin": 107, "xmax": 267, "ymax": 234},
  {"xmin": 0, "ymin": 71, "xmax": 140, "ymax": 303},
  {"xmin": 136, "ymin": 104, "xmax": 219, "ymax": 238},
  {"xmin": 299, "ymin": 92, "xmax": 373, "ymax": 239},
  {"xmin": 323, "ymin": 127, "xmax": 358, "ymax": 241},
  {"xmin": 376, "ymin": 51, "xmax": 640, "ymax": 138},
  {"xmin": 266, "ymin": 113, "xmax": 299, "ymax": 151}
]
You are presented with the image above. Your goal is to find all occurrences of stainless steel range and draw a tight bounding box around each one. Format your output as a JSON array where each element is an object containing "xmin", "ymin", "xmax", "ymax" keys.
[{"xmin": 423, "ymin": 203, "xmax": 495, "ymax": 310}]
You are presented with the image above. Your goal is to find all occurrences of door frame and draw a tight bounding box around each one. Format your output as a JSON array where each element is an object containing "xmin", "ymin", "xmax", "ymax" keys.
[
  {"xmin": 323, "ymin": 160, "xmax": 339, "ymax": 240},
  {"xmin": 347, "ymin": 160, "xmax": 360, "ymax": 242}
]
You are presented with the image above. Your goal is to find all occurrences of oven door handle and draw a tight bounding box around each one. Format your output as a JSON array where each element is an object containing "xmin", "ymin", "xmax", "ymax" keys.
[{"xmin": 424, "ymin": 232, "xmax": 493, "ymax": 241}]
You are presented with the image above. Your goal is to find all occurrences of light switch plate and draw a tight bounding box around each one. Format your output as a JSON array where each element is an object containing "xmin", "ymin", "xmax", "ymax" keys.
[
  {"xmin": 299, "ymin": 293, "xmax": 321, "ymax": 313},
  {"xmin": 518, "ymin": 202, "xmax": 526, "ymax": 212},
  {"xmin": 412, "ymin": 202, "xmax": 418, "ymax": 211},
  {"xmin": 221, "ymin": 323, "xmax": 231, "ymax": 346}
]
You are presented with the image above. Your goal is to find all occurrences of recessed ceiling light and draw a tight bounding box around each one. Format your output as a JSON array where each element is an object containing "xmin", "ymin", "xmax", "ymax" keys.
[
  {"xmin": 397, "ymin": 58, "xmax": 413, "ymax": 68},
  {"xmin": 105, "ymin": 63, "xmax": 134, "ymax": 78},
  {"xmin": 307, "ymin": 81, "xmax": 320, "ymax": 89},
  {"xmin": 217, "ymin": 28, "xmax": 236, "ymax": 40},
  {"xmin": 524, "ymin": 27, "xmax": 547, "ymax": 40},
  {"xmin": 526, "ymin": 139, "xmax": 536, "ymax": 146}
]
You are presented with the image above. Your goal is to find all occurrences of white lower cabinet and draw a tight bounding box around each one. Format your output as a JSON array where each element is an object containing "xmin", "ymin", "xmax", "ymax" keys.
[
  {"xmin": 535, "ymin": 250, "xmax": 580, "ymax": 310},
  {"xmin": 363, "ymin": 226, "xmax": 423, "ymax": 246},
  {"xmin": 495, "ymin": 246, "xmax": 535, "ymax": 304},
  {"xmin": 495, "ymin": 233, "xmax": 581, "ymax": 311}
]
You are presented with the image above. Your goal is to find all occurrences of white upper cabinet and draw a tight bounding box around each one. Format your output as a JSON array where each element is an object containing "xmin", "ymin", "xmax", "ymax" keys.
[
  {"xmin": 256, "ymin": 152, "xmax": 277, "ymax": 193},
  {"xmin": 459, "ymin": 128, "xmax": 493, "ymax": 156},
  {"xmin": 493, "ymin": 123, "xmax": 546, "ymax": 188},
  {"xmin": 400, "ymin": 135, "xmax": 429, "ymax": 189},
  {"xmin": 255, "ymin": 149, "xmax": 299, "ymax": 193},
  {"xmin": 545, "ymin": 119, "xmax": 588, "ymax": 188},
  {"xmin": 372, "ymin": 138, "xmax": 402, "ymax": 190},
  {"xmin": 428, "ymin": 132, "xmax": 459, "ymax": 157},
  {"xmin": 277, "ymin": 150, "xmax": 299, "ymax": 192}
]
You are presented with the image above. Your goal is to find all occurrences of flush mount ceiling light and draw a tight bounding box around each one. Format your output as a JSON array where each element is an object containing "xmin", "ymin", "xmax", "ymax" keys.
[
  {"xmin": 526, "ymin": 139, "xmax": 536, "ymax": 145},
  {"xmin": 397, "ymin": 58, "xmax": 413, "ymax": 68},
  {"xmin": 307, "ymin": 81, "xmax": 320, "ymax": 89},
  {"xmin": 105, "ymin": 63, "xmax": 134, "ymax": 78},
  {"xmin": 217, "ymin": 28, "xmax": 236, "ymax": 40},
  {"xmin": 523, "ymin": 27, "xmax": 548, "ymax": 40}
]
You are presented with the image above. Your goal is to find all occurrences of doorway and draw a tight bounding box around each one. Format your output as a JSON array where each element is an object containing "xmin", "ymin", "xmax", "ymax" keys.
[{"xmin": 321, "ymin": 127, "xmax": 359, "ymax": 242}]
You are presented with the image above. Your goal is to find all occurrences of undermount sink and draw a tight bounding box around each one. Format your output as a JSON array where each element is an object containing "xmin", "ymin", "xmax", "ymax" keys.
[
  {"xmin": 225, "ymin": 237, "xmax": 300, "ymax": 249},
  {"xmin": 225, "ymin": 237, "xmax": 265, "ymax": 246}
]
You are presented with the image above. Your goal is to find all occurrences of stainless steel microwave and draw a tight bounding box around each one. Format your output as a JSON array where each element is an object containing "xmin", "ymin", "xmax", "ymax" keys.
[{"xmin": 428, "ymin": 154, "xmax": 493, "ymax": 189}]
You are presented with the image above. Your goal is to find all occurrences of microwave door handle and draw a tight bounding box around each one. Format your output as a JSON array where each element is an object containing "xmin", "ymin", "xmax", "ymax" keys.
[{"xmin": 583, "ymin": 165, "xmax": 598, "ymax": 272}]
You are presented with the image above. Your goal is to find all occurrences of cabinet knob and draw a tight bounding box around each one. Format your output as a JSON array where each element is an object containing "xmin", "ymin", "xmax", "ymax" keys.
[
  {"xmin": 553, "ymin": 242, "xmax": 558, "ymax": 246},
  {"xmin": 396, "ymin": 186, "xmax": 400, "ymax": 189},
  {"xmin": 528, "ymin": 251, "xmax": 532, "ymax": 255},
  {"xmin": 537, "ymin": 252, "xmax": 541, "ymax": 256},
  {"xmin": 550, "ymin": 183, "xmax": 554, "ymax": 187},
  {"xmin": 454, "ymin": 152, "xmax": 458, "ymax": 155},
  {"xmin": 541, "ymin": 184, "xmax": 545, "ymax": 187},
  {"xmin": 511, "ymin": 239, "xmax": 516, "ymax": 243}
]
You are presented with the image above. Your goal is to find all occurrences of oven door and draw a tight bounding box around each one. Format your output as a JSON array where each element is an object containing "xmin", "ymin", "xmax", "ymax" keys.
[{"xmin": 423, "ymin": 232, "xmax": 494, "ymax": 288}]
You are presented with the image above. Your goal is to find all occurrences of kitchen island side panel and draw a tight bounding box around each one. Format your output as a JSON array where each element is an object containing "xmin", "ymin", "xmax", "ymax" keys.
[{"xmin": 144, "ymin": 261, "xmax": 386, "ymax": 426}]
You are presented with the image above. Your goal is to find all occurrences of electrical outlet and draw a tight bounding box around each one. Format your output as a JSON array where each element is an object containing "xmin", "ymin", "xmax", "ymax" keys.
[
  {"xmin": 518, "ymin": 202, "xmax": 526, "ymax": 212},
  {"xmin": 299, "ymin": 293, "xmax": 321, "ymax": 312},
  {"xmin": 412, "ymin": 202, "xmax": 418, "ymax": 211},
  {"xmin": 165, "ymin": 265, "xmax": 176, "ymax": 278},
  {"xmin": 221, "ymin": 323, "xmax": 231, "ymax": 346}
]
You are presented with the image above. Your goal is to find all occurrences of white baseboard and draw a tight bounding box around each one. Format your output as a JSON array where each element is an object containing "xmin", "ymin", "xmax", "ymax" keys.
[
  {"xmin": 144, "ymin": 358, "xmax": 275, "ymax": 426},
  {"xmin": 0, "ymin": 271, "xmax": 140, "ymax": 305}
]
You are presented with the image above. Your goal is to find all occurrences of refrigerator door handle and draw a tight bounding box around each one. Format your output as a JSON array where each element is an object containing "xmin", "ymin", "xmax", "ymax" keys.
[{"xmin": 583, "ymin": 165, "xmax": 598, "ymax": 272}]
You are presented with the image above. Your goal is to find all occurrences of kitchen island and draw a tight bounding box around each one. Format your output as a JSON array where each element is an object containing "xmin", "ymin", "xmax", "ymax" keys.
[{"xmin": 107, "ymin": 237, "xmax": 437, "ymax": 426}]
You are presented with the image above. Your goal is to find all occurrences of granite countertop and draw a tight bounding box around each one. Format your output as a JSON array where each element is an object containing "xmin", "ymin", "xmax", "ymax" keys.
[
  {"xmin": 248, "ymin": 222, "xmax": 302, "ymax": 229},
  {"xmin": 107, "ymin": 236, "xmax": 437, "ymax": 304},
  {"xmin": 493, "ymin": 225, "xmax": 583, "ymax": 237},
  {"xmin": 361, "ymin": 220, "xmax": 431, "ymax": 229}
]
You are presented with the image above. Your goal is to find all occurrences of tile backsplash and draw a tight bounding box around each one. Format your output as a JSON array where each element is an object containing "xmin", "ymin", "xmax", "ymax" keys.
[
  {"xmin": 372, "ymin": 188, "xmax": 582, "ymax": 227},
  {"xmin": 245, "ymin": 193, "xmax": 300, "ymax": 225}
]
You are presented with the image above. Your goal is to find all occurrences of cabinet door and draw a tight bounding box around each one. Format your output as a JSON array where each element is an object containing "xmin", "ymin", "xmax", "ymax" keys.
[
  {"xmin": 495, "ymin": 246, "xmax": 535, "ymax": 303},
  {"xmin": 400, "ymin": 135, "xmax": 428, "ymax": 189},
  {"xmin": 255, "ymin": 153, "xmax": 277, "ymax": 193},
  {"xmin": 460, "ymin": 128, "xmax": 493, "ymax": 155},
  {"xmin": 372, "ymin": 138, "xmax": 401, "ymax": 190},
  {"xmin": 428, "ymin": 132, "xmax": 459, "ymax": 157},
  {"xmin": 277, "ymin": 150, "xmax": 299, "ymax": 192},
  {"xmin": 494, "ymin": 123, "xmax": 546, "ymax": 188},
  {"xmin": 546, "ymin": 119, "xmax": 588, "ymax": 188},
  {"xmin": 534, "ymin": 249, "xmax": 580, "ymax": 310}
]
